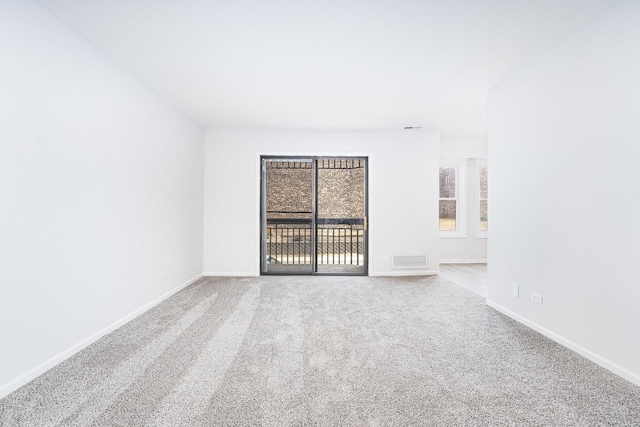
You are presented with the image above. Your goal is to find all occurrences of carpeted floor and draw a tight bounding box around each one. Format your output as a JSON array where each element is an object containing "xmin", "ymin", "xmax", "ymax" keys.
[{"xmin": 1, "ymin": 275, "xmax": 639, "ymax": 426}]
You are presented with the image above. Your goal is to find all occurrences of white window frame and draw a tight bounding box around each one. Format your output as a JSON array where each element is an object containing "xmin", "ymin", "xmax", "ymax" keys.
[
  {"xmin": 476, "ymin": 159, "xmax": 488, "ymax": 239},
  {"xmin": 439, "ymin": 159, "xmax": 467, "ymax": 238}
]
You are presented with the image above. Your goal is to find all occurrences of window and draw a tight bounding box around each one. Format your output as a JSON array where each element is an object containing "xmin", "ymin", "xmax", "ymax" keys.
[
  {"xmin": 439, "ymin": 166, "xmax": 457, "ymax": 231},
  {"xmin": 439, "ymin": 160, "xmax": 466, "ymax": 238},
  {"xmin": 477, "ymin": 160, "xmax": 488, "ymax": 238}
]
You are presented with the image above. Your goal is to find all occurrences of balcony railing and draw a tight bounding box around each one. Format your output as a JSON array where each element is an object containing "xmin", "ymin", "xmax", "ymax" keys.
[{"xmin": 266, "ymin": 218, "xmax": 365, "ymax": 266}]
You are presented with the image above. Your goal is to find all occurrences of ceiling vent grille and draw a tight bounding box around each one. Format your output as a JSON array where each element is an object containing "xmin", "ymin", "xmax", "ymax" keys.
[{"xmin": 392, "ymin": 254, "xmax": 428, "ymax": 269}]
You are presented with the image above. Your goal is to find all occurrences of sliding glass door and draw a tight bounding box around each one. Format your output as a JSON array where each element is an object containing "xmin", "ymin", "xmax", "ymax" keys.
[{"xmin": 260, "ymin": 156, "xmax": 368, "ymax": 275}]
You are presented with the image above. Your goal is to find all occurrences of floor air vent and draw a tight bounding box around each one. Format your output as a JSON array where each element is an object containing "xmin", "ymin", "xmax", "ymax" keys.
[{"xmin": 392, "ymin": 254, "xmax": 428, "ymax": 269}]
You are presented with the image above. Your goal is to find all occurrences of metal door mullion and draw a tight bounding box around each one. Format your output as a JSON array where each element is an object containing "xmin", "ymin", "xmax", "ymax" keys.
[
  {"xmin": 364, "ymin": 157, "xmax": 369, "ymax": 274},
  {"xmin": 312, "ymin": 159, "xmax": 318, "ymax": 274},
  {"xmin": 260, "ymin": 159, "xmax": 267, "ymax": 274}
]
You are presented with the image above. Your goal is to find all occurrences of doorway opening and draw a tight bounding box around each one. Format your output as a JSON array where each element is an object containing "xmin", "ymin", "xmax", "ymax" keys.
[{"xmin": 260, "ymin": 156, "xmax": 368, "ymax": 275}]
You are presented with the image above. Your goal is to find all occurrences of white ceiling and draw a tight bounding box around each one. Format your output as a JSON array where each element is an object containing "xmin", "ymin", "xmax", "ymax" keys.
[{"xmin": 36, "ymin": 0, "xmax": 619, "ymax": 138}]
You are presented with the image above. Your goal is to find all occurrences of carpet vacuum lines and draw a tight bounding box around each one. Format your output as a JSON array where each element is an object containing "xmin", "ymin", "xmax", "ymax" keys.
[
  {"xmin": 2, "ymin": 276, "xmax": 640, "ymax": 426},
  {"xmin": 257, "ymin": 287, "xmax": 305, "ymax": 425},
  {"xmin": 155, "ymin": 284, "xmax": 261, "ymax": 427},
  {"xmin": 54, "ymin": 296, "xmax": 217, "ymax": 426}
]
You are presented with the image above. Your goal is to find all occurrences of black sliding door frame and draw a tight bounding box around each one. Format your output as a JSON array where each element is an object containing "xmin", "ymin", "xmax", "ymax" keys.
[{"xmin": 260, "ymin": 155, "xmax": 368, "ymax": 276}]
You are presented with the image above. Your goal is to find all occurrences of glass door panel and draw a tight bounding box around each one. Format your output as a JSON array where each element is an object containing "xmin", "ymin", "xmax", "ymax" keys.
[
  {"xmin": 315, "ymin": 158, "xmax": 367, "ymax": 275},
  {"xmin": 262, "ymin": 159, "xmax": 314, "ymax": 274}
]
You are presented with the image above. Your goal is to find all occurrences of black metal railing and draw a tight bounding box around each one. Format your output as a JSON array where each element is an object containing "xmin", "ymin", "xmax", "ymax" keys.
[
  {"xmin": 266, "ymin": 218, "xmax": 364, "ymax": 266},
  {"xmin": 265, "ymin": 220, "xmax": 313, "ymax": 265}
]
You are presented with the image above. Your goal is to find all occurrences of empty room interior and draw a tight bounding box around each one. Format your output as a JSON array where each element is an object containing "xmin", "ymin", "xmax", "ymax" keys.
[{"xmin": 1, "ymin": 0, "xmax": 640, "ymax": 425}]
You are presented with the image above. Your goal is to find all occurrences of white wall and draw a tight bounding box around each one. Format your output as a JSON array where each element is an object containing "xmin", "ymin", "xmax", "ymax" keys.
[
  {"xmin": 440, "ymin": 139, "xmax": 487, "ymax": 160},
  {"xmin": 0, "ymin": 1, "xmax": 204, "ymax": 397},
  {"xmin": 487, "ymin": 0, "xmax": 640, "ymax": 385},
  {"xmin": 440, "ymin": 139, "xmax": 488, "ymax": 263},
  {"xmin": 204, "ymin": 129, "xmax": 439, "ymax": 276}
]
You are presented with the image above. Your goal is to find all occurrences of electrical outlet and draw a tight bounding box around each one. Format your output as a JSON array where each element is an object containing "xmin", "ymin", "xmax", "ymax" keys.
[
  {"xmin": 531, "ymin": 293, "xmax": 543, "ymax": 305},
  {"xmin": 512, "ymin": 283, "xmax": 519, "ymax": 297},
  {"xmin": 162, "ymin": 273, "xmax": 168, "ymax": 280}
]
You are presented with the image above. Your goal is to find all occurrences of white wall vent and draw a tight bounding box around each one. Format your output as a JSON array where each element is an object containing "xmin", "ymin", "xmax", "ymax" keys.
[{"xmin": 392, "ymin": 254, "xmax": 428, "ymax": 269}]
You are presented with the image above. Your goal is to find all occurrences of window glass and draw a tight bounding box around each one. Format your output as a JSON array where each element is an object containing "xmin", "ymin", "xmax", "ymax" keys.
[
  {"xmin": 439, "ymin": 167, "xmax": 457, "ymax": 231},
  {"xmin": 439, "ymin": 200, "xmax": 457, "ymax": 231},
  {"xmin": 480, "ymin": 200, "xmax": 488, "ymax": 231},
  {"xmin": 479, "ymin": 165, "xmax": 488, "ymax": 233},
  {"xmin": 479, "ymin": 167, "xmax": 488, "ymax": 199},
  {"xmin": 439, "ymin": 167, "xmax": 456, "ymax": 198}
]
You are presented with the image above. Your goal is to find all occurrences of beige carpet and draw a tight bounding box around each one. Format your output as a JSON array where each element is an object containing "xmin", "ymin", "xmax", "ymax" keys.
[{"xmin": 1, "ymin": 275, "xmax": 639, "ymax": 426}]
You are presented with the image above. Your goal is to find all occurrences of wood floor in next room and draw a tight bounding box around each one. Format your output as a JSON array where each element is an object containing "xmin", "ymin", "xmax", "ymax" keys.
[{"xmin": 438, "ymin": 263, "xmax": 488, "ymax": 298}]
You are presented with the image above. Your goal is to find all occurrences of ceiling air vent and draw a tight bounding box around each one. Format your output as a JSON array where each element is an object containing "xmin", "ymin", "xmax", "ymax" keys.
[{"xmin": 392, "ymin": 254, "xmax": 428, "ymax": 269}]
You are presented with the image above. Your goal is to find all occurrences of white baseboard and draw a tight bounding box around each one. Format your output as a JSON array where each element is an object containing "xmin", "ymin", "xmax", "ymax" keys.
[
  {"xmin": 369, "ymin": 270, "xmax": 439, "ymax": 277},
  {"xmin": 440, "ymin": 259, "xmax": 487, "ymax": 264},
  {"xmin": 486, "ymin": 299, "xmax": 640, "ymax": 387},
  {"xmin": 202, "ymin": 272, "xmax": 258, "ymax": 277},
  {"xmin": 0, "ymin": 273, "xmax": 203, "ymax": 400},
  {"xmin": 206, "ymin": 272, "xmax": 441, "ymax": 278}
]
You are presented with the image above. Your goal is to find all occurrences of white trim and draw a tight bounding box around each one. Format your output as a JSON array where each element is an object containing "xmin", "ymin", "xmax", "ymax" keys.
[
  {"xmin": 0, "ymin": 273, "xmax": 203, "ymax": 399},
  {"xmin": 440, "ymin": 259, "xmax": 487, "ymax": 264},
  {"xmin": 439, "ymin": 159, "xmax": 467, "ymax": 238},
  {"xmin": 486, "ymin": 299, "xmax": 640, "ymax": 388},
  {"xmin": 202, "ymin": 272, "xmax": 258, "ymax": 277},
  {"xmin": 370, "ymin": 270, "xmax": 439, "ymax": 277}
]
